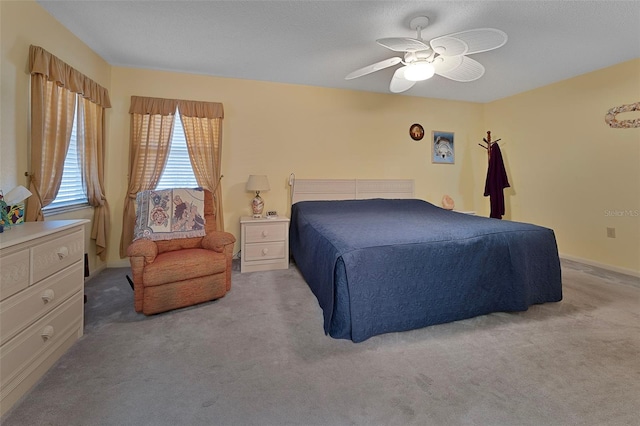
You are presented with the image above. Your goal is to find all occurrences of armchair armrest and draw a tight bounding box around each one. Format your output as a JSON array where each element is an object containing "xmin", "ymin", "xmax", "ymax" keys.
[
  {"xmin": 202, "ymin": 231, "xmax": 236, "ymax": 253},
  {"xmin": 127, "ymin": 238, "xmax": 159, "ymax": 263},
  {"xmin": 127, "ymin": 238, "xmax": 159, "ymax": 314}
]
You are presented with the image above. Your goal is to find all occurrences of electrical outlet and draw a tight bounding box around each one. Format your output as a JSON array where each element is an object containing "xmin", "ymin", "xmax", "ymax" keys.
[{"xmin": 606, "ymin": 227, "xmax": 616, "ymax": 238}]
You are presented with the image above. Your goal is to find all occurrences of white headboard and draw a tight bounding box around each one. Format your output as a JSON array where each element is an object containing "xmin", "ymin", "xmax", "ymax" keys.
[{"xmin": 291, "ymin": 179, "xmax": 414, "ymax": 204}]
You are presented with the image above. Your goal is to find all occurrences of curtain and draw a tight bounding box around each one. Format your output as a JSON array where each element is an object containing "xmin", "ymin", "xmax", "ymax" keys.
[
  {"xmin": 28, "ymin": 45, "xmax": 111, "ymax": 255},
  {"xmin": 119, "ymin": 96, "xmax": 178, "ymax": 257},
  {"xmin": 78, "ymin": 98, "xmax": 110, "ymax": 260},
  {"xmin": 178, "ymin": 100, "xmax": 225, "ymax": 231},
  {"xmin": 26, "ymin": 76, "xmax": 76, "ymax": 221}
]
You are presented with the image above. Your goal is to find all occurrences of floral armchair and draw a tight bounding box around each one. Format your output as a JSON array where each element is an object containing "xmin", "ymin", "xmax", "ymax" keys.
[{"xmin": 127, "ymin": 189, "xmax": 235, "ymax": 315}]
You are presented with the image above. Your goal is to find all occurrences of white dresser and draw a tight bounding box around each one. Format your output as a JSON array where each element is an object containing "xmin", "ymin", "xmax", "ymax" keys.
[
  {"xmin": 0, "ymin": 220, "xmax": 87, "ymax": 416},
  {"xmin": 240, "ymin": 216, "xmax": 290, "ymax": 273}
]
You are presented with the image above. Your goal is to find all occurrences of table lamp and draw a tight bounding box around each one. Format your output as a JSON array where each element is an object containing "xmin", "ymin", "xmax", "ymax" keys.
[{"xmin": 246, "ymin": 175, "xmax": 270, "ymax": 218}]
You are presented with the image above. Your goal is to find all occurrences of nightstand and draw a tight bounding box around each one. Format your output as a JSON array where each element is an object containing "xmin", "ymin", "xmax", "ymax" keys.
[{"xmin": 240, "ymin": 216, "xmax": 290, "ymax": 273}]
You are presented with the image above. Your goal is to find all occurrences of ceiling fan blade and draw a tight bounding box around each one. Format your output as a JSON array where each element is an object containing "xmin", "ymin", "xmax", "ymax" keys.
[
  {"xmin": 430, "ymin": 28, "xmax": 508, "ymax": 57},
  {"xmin": 389, "ymin": 66, "xmax": 416, "ymax": 93},
  {"xmin": 434, "ymin": 56, "xmax": 485, "ymax": 82},
  {"xmin": 432, "ymin": 55, "xmax": 463, "ymax": 74},
  {"xmin": 377, "ymin": 37, "xmax": 430, "ymax": 52},
  {"xmin": 345, "ymin": 57, "xmax": 402, "ymax": 80}
]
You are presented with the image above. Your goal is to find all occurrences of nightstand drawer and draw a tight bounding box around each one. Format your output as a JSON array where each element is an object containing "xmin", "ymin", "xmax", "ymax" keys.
[
  {"xmin": 244, "ymin": 223, "xmax": 286, "ymax": 243},
  {"xmin": 243, "ymin": 242, "xmax": 286, "ymax": 261}
]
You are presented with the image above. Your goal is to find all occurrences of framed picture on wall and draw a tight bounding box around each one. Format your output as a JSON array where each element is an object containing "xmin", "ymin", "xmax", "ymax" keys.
[
  {"xmin": 409, "ymin": 123, "xmax": 424, "ymax": 141},
  {"xmin": 432, "ymin": 131, "xmax": 455, "ymax": 164}
]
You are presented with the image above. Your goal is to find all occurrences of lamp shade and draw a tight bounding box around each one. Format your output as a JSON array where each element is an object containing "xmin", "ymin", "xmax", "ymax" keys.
[
  {"xmin": 4, "ymin": 185, "xmax": 32, "ymax": 204},
  {"xmin": 246, "ymin": 175, "xmax": 270, "ymax": 193}
]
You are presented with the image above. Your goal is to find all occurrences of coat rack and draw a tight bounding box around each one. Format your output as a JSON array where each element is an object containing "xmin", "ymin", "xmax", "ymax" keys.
[{"xmin": 478, "ymin": 131, "xmax": 501, "ymax": 161}]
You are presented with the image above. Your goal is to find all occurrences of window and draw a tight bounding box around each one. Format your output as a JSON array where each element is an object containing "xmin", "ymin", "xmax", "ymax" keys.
[
  {"xmin": 46, "ymin": 107, "xmax": 196, "ymax": 214},
  {"xmin": 155, "ymin": 110, "xmax": 198, "ymax": 190},
  {"xmin": 44, "ymin": 99, "xmax": 89, "ymax": 212}
]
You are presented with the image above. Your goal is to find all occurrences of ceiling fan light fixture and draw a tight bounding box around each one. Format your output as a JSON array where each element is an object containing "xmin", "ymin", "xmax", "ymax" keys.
[{"xmin": 403, "ymin": 62, "xmax": 435, "ymax": 81}]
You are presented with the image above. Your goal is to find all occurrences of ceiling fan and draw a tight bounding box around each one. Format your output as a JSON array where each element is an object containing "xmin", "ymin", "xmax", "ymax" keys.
[{"xmin": 345, "ymin": 16, "xmax": 508, "ymax": 93}]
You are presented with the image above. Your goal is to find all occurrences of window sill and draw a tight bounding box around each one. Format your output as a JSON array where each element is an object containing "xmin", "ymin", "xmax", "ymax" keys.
[{"xmin": 44, "ymin": 203, "xmax": 91, "ymax": 217}]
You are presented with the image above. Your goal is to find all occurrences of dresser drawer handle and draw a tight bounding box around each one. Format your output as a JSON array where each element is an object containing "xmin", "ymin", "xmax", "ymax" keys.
[
  {"xmin": 41, "ymin": 289, "xmax": 55, "ymax": 303},
  {"xmin": 261, "ymin": 230, "xmax": 269, "ymax": 238},
  {"xmin": 56, "ymin": 246, "xmax": 69, "ymax": 260},
  {"xmin": 41, "ymin": 325, "xmax": 55, "ymax": 341},
  {"xmin": 261, "ymin": 248, "xmax": 269, "ymax": 256}
]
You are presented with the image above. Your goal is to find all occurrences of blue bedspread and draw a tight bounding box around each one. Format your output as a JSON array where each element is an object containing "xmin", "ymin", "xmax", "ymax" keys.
[{"xmin": 289, "ymin": 199, "xmax": 562, "ymax": 342}]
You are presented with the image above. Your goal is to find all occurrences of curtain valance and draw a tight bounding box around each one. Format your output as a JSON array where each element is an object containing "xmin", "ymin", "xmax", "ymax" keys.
[
  {"xmin": 29, "ymin": 45, "xmax": 111, "ymax": 108},
  {"xmin": 177, "ymin": 100, "xmax": 224, "ymax": 119},
  {"xmin": 129, "ymin": 96, "xmax": 179, "ymax": 116},
  {"xmin": 129, "ymin": 96, "xmax": 224, "ymax": 119}
]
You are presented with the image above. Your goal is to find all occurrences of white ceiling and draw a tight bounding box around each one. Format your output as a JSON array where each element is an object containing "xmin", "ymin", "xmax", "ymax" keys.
[{"xmin": 37, "ymin": 0, "xmax": 640, "ymax": 103}]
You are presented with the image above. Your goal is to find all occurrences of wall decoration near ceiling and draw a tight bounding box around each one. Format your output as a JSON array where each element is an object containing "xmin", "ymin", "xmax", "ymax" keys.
[{"xmin": 605, "ymin": 102, "xmax": 640, "ymax": 128}]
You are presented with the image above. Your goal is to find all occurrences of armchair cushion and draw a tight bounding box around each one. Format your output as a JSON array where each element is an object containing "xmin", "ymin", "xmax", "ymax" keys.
[{"xmin": 143, "ymin": 248, "xmax": 226, "ymax": 287}]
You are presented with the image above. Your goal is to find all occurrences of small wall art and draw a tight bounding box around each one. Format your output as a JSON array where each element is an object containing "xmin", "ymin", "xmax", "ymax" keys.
[
  {"xmin": 409, "ymin": 123, "xmax": 424, "ymax": 141},
  {"xmin": 432, "ymin": 130, "xmax": 454, "ymax": 164}
]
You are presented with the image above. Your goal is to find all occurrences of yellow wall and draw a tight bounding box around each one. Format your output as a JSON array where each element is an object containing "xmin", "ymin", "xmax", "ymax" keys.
[
  {"xmin": 2, "ymin": 1, "xmax": 638, "ymax": 275},
  {"xmin": 482, "ymin": 59, "xmax": 640, "ymax": 274},
  {"xmin": 0, "ymin": 0, "xmax": 112, "ymax": 276},
  {"xmin": 107, "ymin": 67, "xmax": 483, "ymax": 265}
]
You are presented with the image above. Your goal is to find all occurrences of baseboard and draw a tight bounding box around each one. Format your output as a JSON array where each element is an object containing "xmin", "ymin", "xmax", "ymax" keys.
[
  {"xmin": 84, "ymin": 264, "xmax": 108, "ymax": 282},
  {"xmin": 559, "ymin": 253, "xmax": 640, "ymax": 278},
  {"xmin": 106, "ymin": 259, "xmax": 131, "ymax": 268}
]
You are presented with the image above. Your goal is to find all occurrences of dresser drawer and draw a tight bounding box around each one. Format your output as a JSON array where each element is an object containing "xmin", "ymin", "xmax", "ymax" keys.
[
  {"xmin": 31, "ymin": 229, "xmax": 84, "ymax": 283},
  {"xmin": 0, "ymin": 261, "xmax": 83, "ymax": 346},
  {"xmin": 244, "ymin": 223, "xmax": 286, "ymax": 243},
  {"xmin": 0, "ymin": 249, "xmax": 30, "ymax": 301},
  {"xmin": 244, "ymin": 242, "xmax": 286, "ymax": 261},
  {"xmin": 0, "ymin": 291, "xmax": 83, "ymax": 389}
]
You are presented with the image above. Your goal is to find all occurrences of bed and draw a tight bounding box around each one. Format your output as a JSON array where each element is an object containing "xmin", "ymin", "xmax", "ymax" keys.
[{"xmin": 289, "ymin": 179, "xmax": 562, "ymax": 342}]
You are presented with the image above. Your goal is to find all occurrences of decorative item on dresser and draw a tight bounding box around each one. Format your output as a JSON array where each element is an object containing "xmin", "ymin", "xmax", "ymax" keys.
[
  {"xmin": 0, "ymin": 185, "xmax": 33, "ymax": 231},
  {"xmin": 240, "ymin": 216, "xmax": 289, "ymax": 273},
  {"xmin": 0, "ymin": 219, "xmax": 88, "ymax": 416},
  {"xmin": 246, "ymin": 175, "xmax": 270, "ymax": 218}
]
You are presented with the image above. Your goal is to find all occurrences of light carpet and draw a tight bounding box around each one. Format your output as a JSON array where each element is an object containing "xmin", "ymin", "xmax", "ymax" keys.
[{"xmin": 2, "ymin": 259, "xmax": 639, "ymax": 426}]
